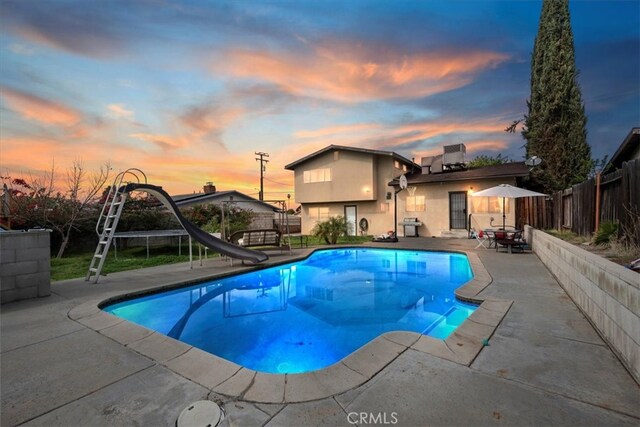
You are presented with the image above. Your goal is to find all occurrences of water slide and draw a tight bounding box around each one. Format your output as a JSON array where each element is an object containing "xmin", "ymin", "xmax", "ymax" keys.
[{"xmin": 122, "ymin": 183, "xmax": 268, "ymax": 264}]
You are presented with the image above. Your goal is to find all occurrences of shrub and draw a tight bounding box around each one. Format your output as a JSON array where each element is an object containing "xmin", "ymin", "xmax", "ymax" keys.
[
  {"xmin": 593, "ymin": 221, "xmax": 618, "ymax": 246},
  {"xmin": 201, "ymin": 217, "xmax": 220, "ymax": 233},
  {"xmin": 312, "ymin": 216, "xmax": 348, "ymax": 244},
  {"xmin": 181, "ymin": 203, "xmax": 253, "ymax": 236}
]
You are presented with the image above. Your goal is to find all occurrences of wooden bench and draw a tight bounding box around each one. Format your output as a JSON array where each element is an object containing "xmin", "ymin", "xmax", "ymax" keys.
[{"xmin": 229, "ymin": 229, "xmax": 289, "ymax": 251}]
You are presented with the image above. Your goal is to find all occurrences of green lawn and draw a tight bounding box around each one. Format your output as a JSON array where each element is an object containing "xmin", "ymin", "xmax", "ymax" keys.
[
  {"xmin": 51, "ymin": 245, "xmax": 196, "ymax": 281},
  {"xmin": 52, "ymin": 235, "xmax": 373, "ymax": 281}
]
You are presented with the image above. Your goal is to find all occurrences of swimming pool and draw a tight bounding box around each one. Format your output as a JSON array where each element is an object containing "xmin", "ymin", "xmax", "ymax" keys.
[{"xmin": 104, "ymin": 248, "xmax": 476, "ymax": 373}]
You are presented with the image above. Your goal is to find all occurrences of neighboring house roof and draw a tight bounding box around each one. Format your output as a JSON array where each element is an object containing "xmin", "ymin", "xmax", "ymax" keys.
[
  {"xmin": 284, "ymin": 144, "xmax": 420, "ymax": 170},
  {"xmin": 172, "ymin": 190, "xmax": 279, "ymax": 212},
  {"xmin": 389, "ymin": 162, "xmax": 530, "ymax": 185},
  {"xmin": 172, "ymin": 190, "xmax": 234, "ymax": 203},
  {"xmin": 605, "ymin": 127, "xmax": 640, "ymax": 171}
]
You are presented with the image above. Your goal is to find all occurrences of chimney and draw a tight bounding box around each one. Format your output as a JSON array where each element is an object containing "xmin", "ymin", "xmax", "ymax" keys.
[{"xmin": 203, "ymin": 182, "xmax": 216, "ymax": 194}]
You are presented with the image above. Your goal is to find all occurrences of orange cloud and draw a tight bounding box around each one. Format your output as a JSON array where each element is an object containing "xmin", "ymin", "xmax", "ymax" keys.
[
  {"xmin": 464, "ymin": 140, "xmax": 510, "ymax": 153},
  {"xmin": 1, "ymin": 87, "xmax": 81, "ymax": 126},
  {"xmin": 129, "ymin": 133, "xmax": 190, "ymax": 150},
  {"xmin": 212, "ymin": 45, "xmax": 508, "ymax": 102},
  {"xmin": 294, "ymin": 123, "xmax": 381, "ymax": 139}
]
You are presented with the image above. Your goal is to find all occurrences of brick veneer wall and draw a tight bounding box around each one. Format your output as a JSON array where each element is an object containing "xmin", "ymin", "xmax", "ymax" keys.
[
  {"xmin": 1, "ymin": 230, "xmax": 51, "ymax": 304},
  {"xmin": 526, "ymin": 225, "xmax": 639, "ymax": 382}
]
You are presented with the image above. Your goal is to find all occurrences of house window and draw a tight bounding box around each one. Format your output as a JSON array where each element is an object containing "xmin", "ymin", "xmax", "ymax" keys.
[
  {"xmin": 303, "ymin": 168, "xmax": 332, "ymax": 183},
  {"xmin": 308, "ymin": 207, "xmax": 330, "ymax": 220},
  {"xmin": 406, "ymin": 196, "xmax": 425, "ymax": 212},
  {"xmin": 395, "ymin": 161, "xmax": 408, "ymax": 172},
  {"xmin": 471, "ymin": 196, "xmax": 509, "ymax": 214}
]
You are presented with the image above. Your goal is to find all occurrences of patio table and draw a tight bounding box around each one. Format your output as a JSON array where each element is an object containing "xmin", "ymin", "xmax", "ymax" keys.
[{"xmin": 494, "ymin": 230, "xmax": 526, "ymax": 254}]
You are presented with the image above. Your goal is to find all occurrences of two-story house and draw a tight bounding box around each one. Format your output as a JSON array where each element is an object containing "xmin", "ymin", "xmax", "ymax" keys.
[
  {"xmin": 284, "ymin": 145, "xmax": 418, "ymax": 236},
  {"xmin": 286, "ymin": 144, "xmax": 531, "ymax": 237}
]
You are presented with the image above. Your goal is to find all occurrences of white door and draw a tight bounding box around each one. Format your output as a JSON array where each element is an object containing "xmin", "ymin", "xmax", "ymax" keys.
[{"xmin": 345, "ymin": 205, "xmax": 357, "ymax": 236}]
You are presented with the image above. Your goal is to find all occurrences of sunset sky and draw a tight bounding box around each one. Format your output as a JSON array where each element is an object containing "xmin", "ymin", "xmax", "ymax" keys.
[{"xmin": 1, "ymin": 0, "xmax": 638, "ymax": 200}]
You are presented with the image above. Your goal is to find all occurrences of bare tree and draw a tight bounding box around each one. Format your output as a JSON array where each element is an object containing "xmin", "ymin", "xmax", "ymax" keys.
[{"xmin": 48, "ymin": 161, "xmax": 111, "ymax": 258}]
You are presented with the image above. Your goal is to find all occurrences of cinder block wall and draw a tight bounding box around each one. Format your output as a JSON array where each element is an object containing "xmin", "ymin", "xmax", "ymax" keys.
[
  {"xmin": 526, "ymin": 225, "xmax": 639, "ymax": 382},
  {"xmin": 0, "ymin": 230, "xmax": 51, "ymax": 304},
  {"xmin": 250, "ymin": 212, "xmax": 275, "ymax": 230}
]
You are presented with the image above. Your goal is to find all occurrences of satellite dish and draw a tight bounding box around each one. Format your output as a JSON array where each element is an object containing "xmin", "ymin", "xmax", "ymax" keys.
[
  {"xmin": 399, "ymin": 175, "xmax": 408, "ymax": 190},
  {"xmin": 525, "ymin": 156, "xmax": 542, "ymax": 167}
]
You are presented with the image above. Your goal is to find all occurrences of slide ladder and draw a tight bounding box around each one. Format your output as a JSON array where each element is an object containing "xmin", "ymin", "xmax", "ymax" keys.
[{"xmin": 86, "ymin": 169, "xmax": 146, "ymax": 283}]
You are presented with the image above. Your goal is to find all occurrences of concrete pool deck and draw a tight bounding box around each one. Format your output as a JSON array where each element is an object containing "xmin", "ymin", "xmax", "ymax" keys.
[{"xmin": 2, "ymin": 239, "xmax": 639, "ymax": 426}]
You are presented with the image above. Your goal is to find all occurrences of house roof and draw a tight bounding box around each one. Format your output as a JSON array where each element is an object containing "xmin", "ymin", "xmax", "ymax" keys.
[
  {"xmin": 605, "ymin": 127, "xmax": 640, "ymax": 171},
  {"xmin": 172, "ymin": 190, "xmax": 279, "ymax": 211},
  {"xmin": 389, "ymin": 162, "xmax": 530, "ymax": 185},
  {"xmin": 284, "ymin": 144, "xmax": 420, "ymax": 170},
  {"xmin": 172, "ymin": 190, "xmax": 234, "ymax": 202}
]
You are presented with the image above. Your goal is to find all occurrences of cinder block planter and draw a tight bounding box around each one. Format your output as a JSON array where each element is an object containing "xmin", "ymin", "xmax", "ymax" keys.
[
  {"xmin": 0, "ymin": 230, "xmax": 51, "ymax": 304},
  {"xmin": 526, "ymin": 225, "xmax": 640, "ymax": 383}
]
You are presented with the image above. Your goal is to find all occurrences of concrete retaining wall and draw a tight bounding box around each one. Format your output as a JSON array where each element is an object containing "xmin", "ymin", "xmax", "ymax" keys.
[
  {"xmin": 1, "ymin": 230, "xmax": 51, "ymax": 304},
  {"xmin": 526, "ymin": 225, "xmax": 639, "ymax": 382}
]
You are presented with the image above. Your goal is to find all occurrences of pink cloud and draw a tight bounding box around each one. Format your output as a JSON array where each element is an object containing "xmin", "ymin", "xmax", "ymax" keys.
[
  {"xmin": 108, "ymin": 104, "xmax": 135, "ymax": 120},
  {"xmin": 212, "ymin": 44, "xmax": 508, "ymax": 102},
  {"xmin": 1, "ymin": 87, "xmax": 82, "ymax": 127},
  {"xmin": 129, "ymin": 133, "xmax": 190, "ymax": 151},
  {"xmin": 294, "ymin": 123, "xmax": 381, "ymax": 139}
]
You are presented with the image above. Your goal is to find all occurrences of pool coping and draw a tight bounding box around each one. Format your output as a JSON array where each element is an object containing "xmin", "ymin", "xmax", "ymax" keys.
[{"xmin": 67, "ymin": 247, "xmax": 512, "ymax": 404}]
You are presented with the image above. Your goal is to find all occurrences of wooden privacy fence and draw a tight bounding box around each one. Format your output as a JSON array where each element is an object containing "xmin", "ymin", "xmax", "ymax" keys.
[{"xmin": 516, "ymin": 158, "xmax": 639, "ymax": 236}]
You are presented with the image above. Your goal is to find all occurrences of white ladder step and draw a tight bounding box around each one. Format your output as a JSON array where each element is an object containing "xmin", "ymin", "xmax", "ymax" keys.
[{"xmin": 89, "ymin": 268, "xmax": 98, "ymax": 273}]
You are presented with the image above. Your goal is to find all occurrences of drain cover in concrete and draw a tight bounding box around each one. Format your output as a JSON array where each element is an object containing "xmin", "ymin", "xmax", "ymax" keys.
[{"xmin": 177, "ymin": 400, "xmax": 222, "ymax": 427}]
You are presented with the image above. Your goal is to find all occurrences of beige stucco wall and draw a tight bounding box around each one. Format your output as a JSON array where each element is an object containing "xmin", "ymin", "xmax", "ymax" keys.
[
  {"xmin": 293, "ymin": 147, "xmax": 520, "ymax": 236},
  {"xmin": 296, "ymin": 150, "xmax": 408, "ymax": 234},
  {"xmin": 300, "ymin": 176, "xmax": 519, "ymax": 237},
  {"xmin": 294, "ymin": 150, "xmax": 405, "ymax": 204},
  {"xmin": 300, "ymin": 201, "xmax": 394, "ymax": 235},
  {"xmin": 396, "ymin": 177, "xmax": 519, "ymax": 236}
]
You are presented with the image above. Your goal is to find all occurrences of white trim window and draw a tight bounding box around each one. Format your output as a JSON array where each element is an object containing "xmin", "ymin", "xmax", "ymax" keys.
[
  {"xmin": 471, "ymin": 196, "xmax": 509, "ymax": 214},
  {"xmin": 303, "ymin": 168, "xmax": 332, "ymax": 183},
  {"xmin": 308, "ymin": 207, "xmax": 330, "ymax": 221}
]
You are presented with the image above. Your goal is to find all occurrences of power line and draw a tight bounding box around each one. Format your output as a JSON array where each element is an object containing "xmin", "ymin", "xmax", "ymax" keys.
[{"xmin": 264, "ymin": 177, "xmax": 292, "ymax": 186}]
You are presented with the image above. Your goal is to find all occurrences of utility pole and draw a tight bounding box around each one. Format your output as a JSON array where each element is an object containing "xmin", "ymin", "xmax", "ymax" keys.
[{"xmin": 255, "ymin": 152, "xmax": 269, "ymax": 200}]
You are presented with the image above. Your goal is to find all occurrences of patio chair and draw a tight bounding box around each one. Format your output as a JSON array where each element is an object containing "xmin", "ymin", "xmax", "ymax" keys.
[{"xmin": 473, "ymin": 229, "xmax": 489, "ymax": 249}]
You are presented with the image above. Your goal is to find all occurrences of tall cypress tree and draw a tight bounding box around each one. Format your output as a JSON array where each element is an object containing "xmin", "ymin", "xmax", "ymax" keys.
[{"xmin": 522, "ymin": 0, "xmax": 592, "ymax": 193}]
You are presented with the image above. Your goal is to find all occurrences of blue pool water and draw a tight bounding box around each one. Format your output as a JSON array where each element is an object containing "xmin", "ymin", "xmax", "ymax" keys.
[{"xmin": 104, "ymin": 248, "xmax": 475, "ymax": 373}]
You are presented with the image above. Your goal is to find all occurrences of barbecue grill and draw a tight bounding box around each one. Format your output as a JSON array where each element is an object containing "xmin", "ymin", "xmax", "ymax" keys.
[{"xmin": 399, "ymin": 217, "xmax": 422, "ymax": 237}]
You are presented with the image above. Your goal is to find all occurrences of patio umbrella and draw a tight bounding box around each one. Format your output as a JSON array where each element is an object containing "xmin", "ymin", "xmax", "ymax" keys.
[{"xmin": 471, "ymin": 184, "xmax": 546, "ymax": 230}]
